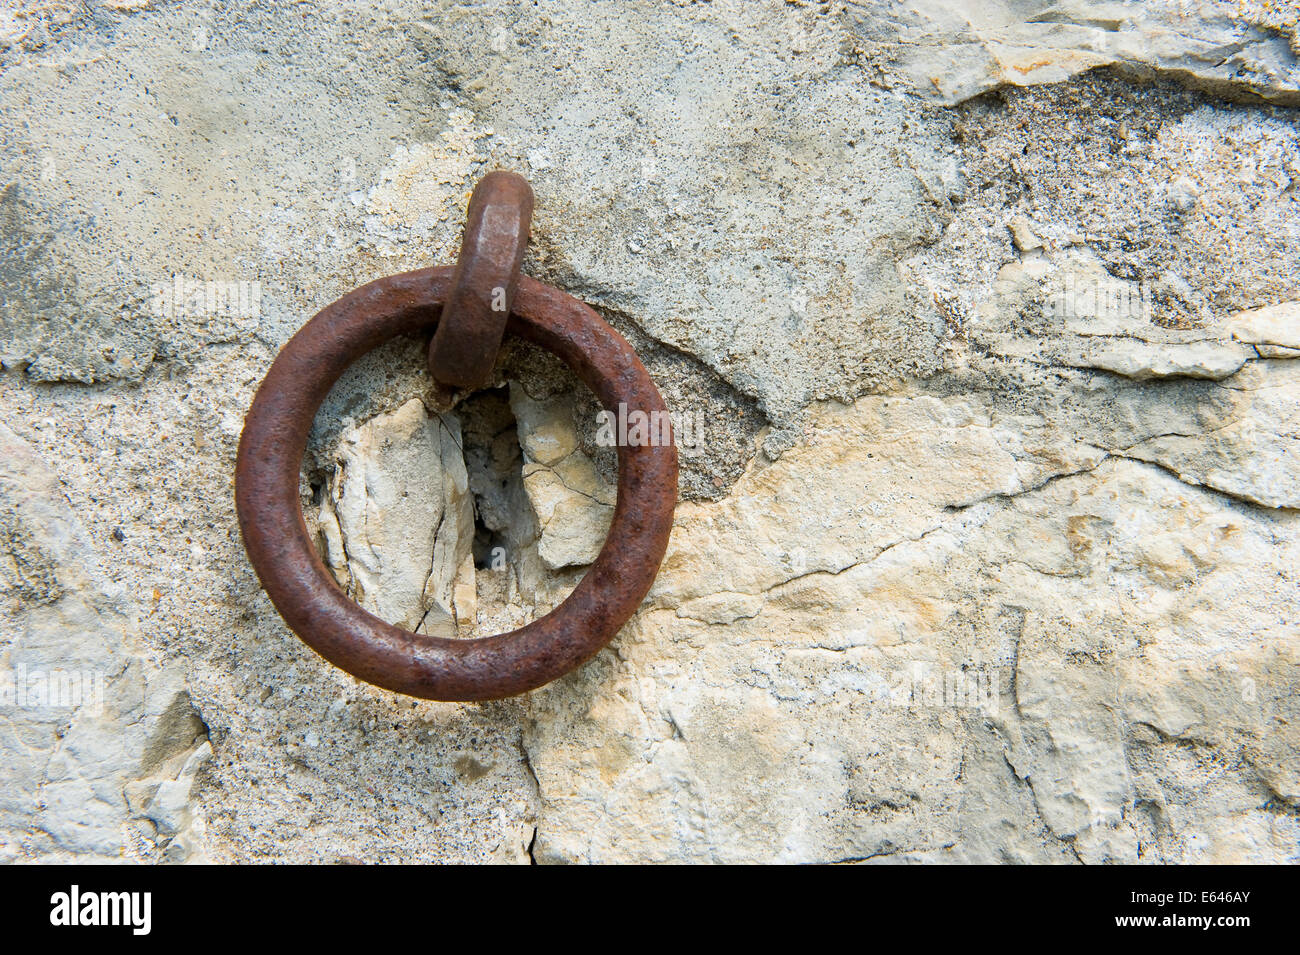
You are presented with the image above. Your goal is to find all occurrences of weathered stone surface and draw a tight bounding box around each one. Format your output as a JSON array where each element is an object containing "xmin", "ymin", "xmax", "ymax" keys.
[
  {"xmin": 1231, "ymin": 300, "xmax": 1300, "ymax": 350},
  {"xmin": 0, "ymin": 0, "xmax": 1296, "ymax": 865},
  {"xmin": 510, "ymin": 385, "xmax": 615, "ymax": 570},
  {"xmin": 316, "ymin": 398, "xmax": 475, "ymax": 635},
  {"xmin": 525, "ymin": 396, "xmax": 1300, "ymax": 864},
  {"xmin": 420, "ymin": 0, "xmax": 961, "ymax": 452},
  {"xmin": 1125, "ymin": 360, "xmax": 1300, "ymax": 509},
  {"xmin": 972, "ymin": 253, "xmax": 1254, "ymax": 380},
  {"xmin": 0, "ymin": 423, "xmax": 208, "ymax": 863},
  {"xmin": 851, "ymin": 0, "xmax": 1300, "ymax": 106}
]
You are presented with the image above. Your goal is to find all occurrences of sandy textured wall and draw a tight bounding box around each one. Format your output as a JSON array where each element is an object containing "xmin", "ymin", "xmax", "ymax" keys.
[{"xmin": 1, "ymin": 0, "xmax": 1297, "ymax": 863}]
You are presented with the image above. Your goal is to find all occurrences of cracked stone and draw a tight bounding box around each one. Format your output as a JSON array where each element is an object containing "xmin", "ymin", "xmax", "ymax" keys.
[
  {"xmin": 1124, "ymin": 360, "xmax": 1300, "ymax": 510},
  {"xmin": 510, "ymin": 384, "xmax": 615, "ymax": 571},
  {"xmin": 316, "ymin": 398, "xmax": 475, "ymax": 635},
  {"xmin": 0, "ymin": 423, "xmax": 207, "ymax": 863},
  {"xmin": 0, "ymin": 0, "xmax": 1296, "ymax": 866},
  {"xmin": 851, "ymin": 0, "xmax": 1300, "ymax": 106},
  {"xmin": 1230, "ymin": 301, "xmax": 1300, "ymax": 351},
  {"xmin": 523, "ymin": 395, "xmax": 1300, "ymax": 863}
]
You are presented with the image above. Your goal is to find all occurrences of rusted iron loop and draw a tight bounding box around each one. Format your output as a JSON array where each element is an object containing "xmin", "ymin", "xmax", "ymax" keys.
[
  {"xmin": 427, "ymin": 170, "xmax": 533, "ymax": 388},
  {"xmin": 235, "ymin": 268, "xmax": 678, "ymax": 701}
]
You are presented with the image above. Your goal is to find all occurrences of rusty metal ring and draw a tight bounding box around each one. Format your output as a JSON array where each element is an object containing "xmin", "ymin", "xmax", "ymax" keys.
[
  {"xmin": 235, "ymin": 268, "xmax": 678, "ymax": 701},
  {"xmin": 427, "ymin": 170, "xmax": 534, "ymax": 388}
]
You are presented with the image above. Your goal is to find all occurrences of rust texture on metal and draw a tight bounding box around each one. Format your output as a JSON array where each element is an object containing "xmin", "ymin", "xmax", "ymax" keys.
[
  {"xmin": 235, "ymin": 267, "xmax": 678, "ymax": 701},
  {"xmin": 427, "ymin": 170, "xmax": 534, "ymax": 388}
]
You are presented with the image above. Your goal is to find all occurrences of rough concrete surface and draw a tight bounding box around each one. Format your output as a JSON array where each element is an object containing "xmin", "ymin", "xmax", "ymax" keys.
[{"xmin": 0, "ymin": 0, "xmax": 1297, "ymax": 863}]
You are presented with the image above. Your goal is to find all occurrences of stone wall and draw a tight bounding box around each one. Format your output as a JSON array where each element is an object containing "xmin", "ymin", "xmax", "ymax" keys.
[{"xmin": 1, "ymin": 0, "xmax": 1297, "ymax": 863}]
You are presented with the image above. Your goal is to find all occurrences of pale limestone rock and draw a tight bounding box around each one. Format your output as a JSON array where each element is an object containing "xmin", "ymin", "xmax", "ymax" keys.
[
  {"xmin": 852, "ymin": 0, "xmax": 1300, "ymax": 106},
  {"xmin": 976, "ymin": 255, "xmax": 1252, "ymax": 380},
  {"xmin": 1, "ymin": 0, "xmax": 1296, "ymax": 868},
  {"xmin": 1008, "ymin": 215, "xmax": 1042, "ymax": 253},
  {"xmin": 451, "ymin": 552, "xmax": 478, "ymax": 630},
  {"xmin": 675, "ymin": 592, "xmax": 766, "ymax": 626},
  {"xmin": 1125, "ymin": 360, "xmax": 1300, "ymax": 509},
  {"xmin": 1081, "ymin": 339, "xmax": 1251, "ymax": 381},
  {"xmin": 513, "ymin": 391, "xmax": 579, "ymax": 466},
  {"xmin": 363, "ymin": 114, "xmax": 490, "ymax": 257},
  {"xmin": 523, "ymin": 394, "xmax": 1300, "ymax": 864},
  {"xmin": 126, "ymin": 737, "xmax": 213, "ymax": 864},
  {"xmin": 1256, "ymin": 344, "xmax": 1300, "ymax": 359},
  {"xmin": 0, "ymin": 423, "xmax": 207, "ymax": 863},
  {"xmin": 318, "ymin": 398, "xmax": 475, "ymax": 635},
  {"xmin": 1229, "ymin": 301, "xmax": 1300, "ymax": 351},
  {"xmin": 653, "ymin": 390, "xmax": 1099, "ymax": 608},
  {"xmin": 510, "ymin": 385, "xmax": 615, "ymax": 570},
  {"xmin": 961, "ymin": 251, "xmax": 1298, "ymax": 509}
]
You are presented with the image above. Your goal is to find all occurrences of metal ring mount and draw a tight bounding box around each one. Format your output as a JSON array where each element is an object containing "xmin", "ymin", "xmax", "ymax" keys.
[
  {"xmin": 427, "ymin": 170, "xmax": 534, "ymax": 388},
  {"xmin": 234, "ymin": 268, "xmax": 678, "ymax": 701}
]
